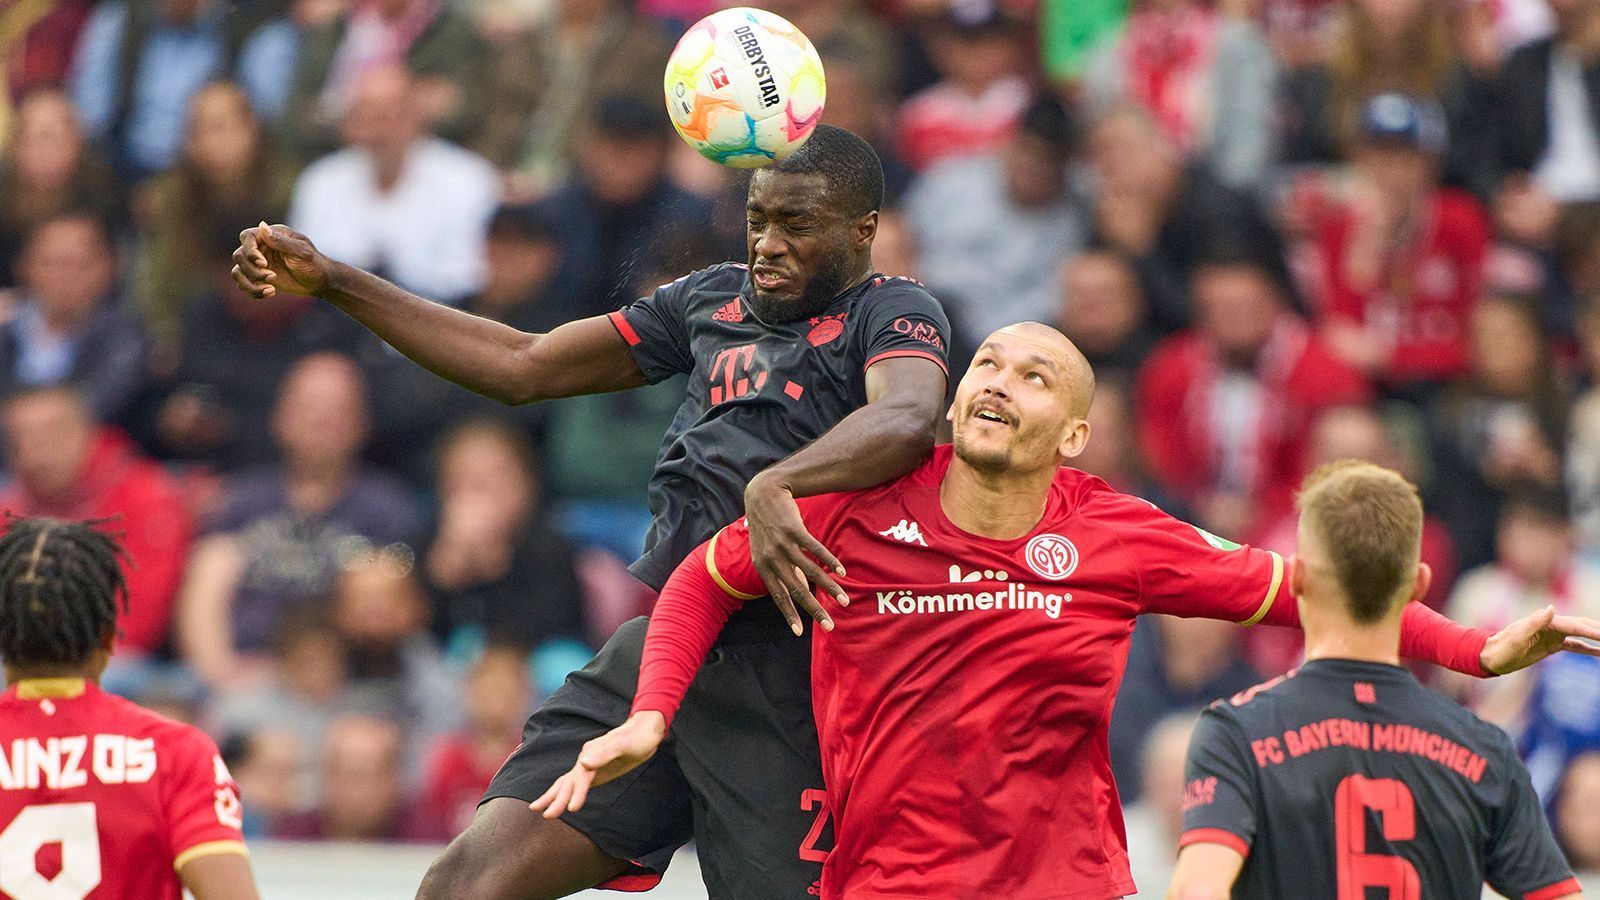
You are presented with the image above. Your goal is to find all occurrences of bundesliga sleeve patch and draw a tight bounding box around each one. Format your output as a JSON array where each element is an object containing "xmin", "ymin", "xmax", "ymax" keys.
[{"xmin": 1194, "ymin": 526, "xmax": 1242, "ymax": 551}]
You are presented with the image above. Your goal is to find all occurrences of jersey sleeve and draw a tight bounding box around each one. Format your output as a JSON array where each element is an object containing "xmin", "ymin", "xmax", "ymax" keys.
[
  {"xmin": 160, "ymin": 725, "xmax": 247, "ymax": 872},
  {"xmin": 1484, "ymin": 733, "xmax": 1580, "ymax": 900},
  {"xmin": 856, "ymin": 278, "xmax": 951, "ymax": 375},
  {"xmin": 607, "ymin": 273, "xmax": 697, "ymax": 383},
  {"xmin": 1178, "ymin": 705, "xmax": 1259, "ymax": 857},
  {"xmin": 704, "ymin": 492, "xmax": 852, "ymax": 601},
  {"xmin": 1106, "ymin": 495, "xmax": 1285, "ymax": 624}
]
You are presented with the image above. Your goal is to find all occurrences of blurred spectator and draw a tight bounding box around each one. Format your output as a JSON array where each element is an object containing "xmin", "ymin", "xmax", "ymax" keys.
[
  {"xmin": 905, "ymin": 92, "xmax": 1084, "ymax": 350},
  {"xmin": 1569, "ymin": 291, "xmax": 1600, "ymax": 556},
  {"xmin": 1498, "ymin": 0, "xmax": 1600, "ymax": 209},
  {"xmin": 0, "ymin": 0, "xmax": 94, "ymax": 113},
  {"xmin": 153, "ymin": 229, "xmax": 362, "ymax": 470},
  {"xmin": 333, "ymin": 554, "xmax": 462, "ymax": 759},
  {"xmin": 1082, "ymin": 0, "xmax": 1277, "ymax": 191},
  {"xmin": 0, "ymin": 89, "xmax": 119, "ymax": 288},
  {"xmin": 0, "ymin": 213, "xmax": 148, "ymax": 424},
  {"xmin": 133, "ymin": 81, "xmax": 297, "ymax": 354},
  {"xmin": 287, "ymin": 64, "xmax": 500, "ymax": 305},
  {"xmin": 419, "ymin": 645, "xmax": 532, "ymax": 839},
  {"xmin": 1136, "ymin": 709, "xmax": 1202, "ymax": 850},
  {"xmin": 213, "ymin": 607, "xmax": 350, "ymax": 780},
  {"xmin": 277, "ymin": 712, "xmax": 428, "ymax": 840},
  {"xmin": 1554, "ymin": 752, "xmax": 1600, "ymax": 871},
  {"xmin": 222, "ymin": 727, "xmax": 306, "ymax": 837},
  {"xmin": 473, "ymin": 0, "xmax": 671, "ymax": 192},
  {"xmin": 424, "ymin": 418, "xmax": 587, "ymax": 657},
  {"xmin": 895, "ymin": 4, "xmax": 1031, "ymax": 173},
  {"xmin": 177, "ymin": 352, "xmax": 422, "ymax": 689},
  {"xmin": 1245, "ymin": 404, "xmax": 1459, "ymax": 676},
  {"xmin": 1278, "ymin": 0, "xmax": 1496, "ymax": 198},
  {"xmin": 537, "ymin": 95, "xmax": 711, "ymax": 317},
  {"xmin": 360, "ymin": 205, "xmax": 560, "ymax": 479},
  {"xmin": 0, "ymin": 386, "xmax": 192, "ymax": 658},
  {"xmin": 1056, "ymin": 249, "xmax": 1156, "ymax": 385},
  {"xmin": 1446, "ymin": 488, "xmax": 1600, "ymax": 727},
  {"xmin": 1137, "ymin": 250, "xmax": 1369, "ymax": 538},
  {"xmin": 1109, "ymin": 617, "xmax": 1259, "ymax": 803},
  {"xmin": 1521, "ymin": 652, "xmax": 1600, "ymax": 809},
  {"xmin": 1431, "ymin": 295, "xmax": 1568, "ymax": 569},
  {"xmin": 68, "ymin": 0, "xmax": 252, "ymax": 178},
  {"xmin": 1087, "ymin": 105, "xmax": 1290, "ymax": 333},
  {"xmin": 272, "ymin": 0, "xmax": 485, "ymax": 159},
  {"xmin": 817, "ymin": 52, "xmax": 913, "ymax": 200},
  {"xmin": 235, "ymin": 0, "xmax": 351, "ymax": 124},
  {"xmin": 1316, "ymin": 93, "xmax": 1489, "ymax": 393},
  {"xmin": 1070, "ymin": 380, "xmax": 1181, "ymax": 516}
]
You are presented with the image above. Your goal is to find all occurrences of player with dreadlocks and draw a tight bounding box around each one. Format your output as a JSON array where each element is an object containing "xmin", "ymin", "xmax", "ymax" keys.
[{"xmin": 0, "ymin": 517, "xmax": 261, "ymax": 900}]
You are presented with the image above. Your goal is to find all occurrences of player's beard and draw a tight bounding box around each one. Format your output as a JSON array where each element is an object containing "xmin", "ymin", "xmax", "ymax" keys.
[
  {"xmin": 747, "ymin": 246, "xmax": 850, "ymax": 324},
  {"xmin": 952, "ymin": 412, "xmax": 1017, "ymax": 474}
]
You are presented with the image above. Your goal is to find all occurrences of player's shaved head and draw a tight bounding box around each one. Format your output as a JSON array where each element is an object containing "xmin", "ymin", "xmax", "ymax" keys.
[
  {"xmin": 984, "ymin": 322, "xmax": 1096, "ymax": 418},
  {"xmin": 950, "ymin": 322, "xmax": 1095, "ymax": 477}
]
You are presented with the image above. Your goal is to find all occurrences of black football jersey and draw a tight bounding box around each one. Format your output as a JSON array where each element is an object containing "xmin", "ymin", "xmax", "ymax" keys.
[
  {"xmin": 1181, "ymin": 658, "xmax": 1578, "ymax": 900},
  {"xmin": 607, "ymin": 262, "xmax": 950, "ymax": 597}
]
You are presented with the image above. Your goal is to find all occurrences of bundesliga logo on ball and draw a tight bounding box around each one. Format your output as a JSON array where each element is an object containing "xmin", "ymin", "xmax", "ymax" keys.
[{"xmin": 663, "ymin": 7, "xmax": 827, "ymax": 167}]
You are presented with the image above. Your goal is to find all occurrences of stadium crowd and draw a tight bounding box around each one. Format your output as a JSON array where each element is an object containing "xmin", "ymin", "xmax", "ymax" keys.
[{"xmin": 1, "ymin": 0, "xmax": 1599, "ymax": 872}]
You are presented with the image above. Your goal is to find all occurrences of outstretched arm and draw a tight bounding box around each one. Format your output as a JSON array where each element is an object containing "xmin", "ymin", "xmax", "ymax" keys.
[
  {"xmin": 531, "ymin": 543, "xmax": 746, "ymax": 818},
  {"xmin": 232, "ymin": 224, "xmax": 645, "ymax": 403},
  {"xmin": 745, "ymin": 355, "xmax": 946, "ymax": 630}
]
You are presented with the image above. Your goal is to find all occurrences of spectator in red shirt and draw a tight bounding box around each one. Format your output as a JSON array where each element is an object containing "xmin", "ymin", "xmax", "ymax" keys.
[
  {"xmin": 0, "ymin": 385, "xmax": 193, "ymax": 660},
  {"xmin": 1318, "ymin": 93, "xmax": 1490, "ymax": 393},
  {"xmin": 895, "ymin": 4, "xmax": 1030, "ymax": 173},
  {"xmin": 419, "ymin": 645, "xmax": 533, "ymax": 839},
  {"xmin": 1138, "ymin": 249, "xmax": 1370, "ymax": 538}
]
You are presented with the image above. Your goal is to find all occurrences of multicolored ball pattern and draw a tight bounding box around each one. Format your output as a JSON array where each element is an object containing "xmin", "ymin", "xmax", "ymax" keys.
[{"xmin": 663, "ymin": 7, "xmax": 826, "ymax": 168}]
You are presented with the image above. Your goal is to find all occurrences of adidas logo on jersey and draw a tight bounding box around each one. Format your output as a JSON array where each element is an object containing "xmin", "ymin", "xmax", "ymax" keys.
[
  {"xmin": 712, "ymin": 298, "xmax": 745, "ymax": 323},
  {"xmin": 879, "ymin": 519, "xmax": 927, "ymax": 546}
]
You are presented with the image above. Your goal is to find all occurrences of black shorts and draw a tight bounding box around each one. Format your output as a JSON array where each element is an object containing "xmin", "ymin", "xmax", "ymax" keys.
[{"xmin": 484, "ymin": 616, "xmax": 829, "ymax": 898}]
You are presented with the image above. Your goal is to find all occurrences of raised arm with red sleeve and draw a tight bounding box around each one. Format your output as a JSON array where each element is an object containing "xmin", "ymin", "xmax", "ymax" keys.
[
  {"xmin": 631, "ymin": 543, "xmax": 751, "ymax": 729},
  {"xmin": 1108, "ymin": 492, "xmax": 1494, "ymax": 678}
]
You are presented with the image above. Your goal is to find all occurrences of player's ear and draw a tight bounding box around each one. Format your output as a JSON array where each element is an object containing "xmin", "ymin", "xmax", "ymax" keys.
[
  {"xmin": 1057, "ymin": 417, "xmax": 1089, "ymax": 460},
  {"xmin": 945, "ymin": 400, "xmax": 955, "ymax": 424},
  {"xmin": 853, "ymin": 210, "xmax": 878, "ymax": 251},
  {"xmin": 1288, "ymin": 554, "xmax": 1305, "ymax": 598},
  {"xmin": 1407, "ymin": 562, "xmax": 1433, "ymax": 607}
]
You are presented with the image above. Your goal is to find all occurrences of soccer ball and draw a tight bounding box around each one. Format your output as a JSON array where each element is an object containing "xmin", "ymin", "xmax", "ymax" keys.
[{"xmin": 663, "ymin": 7, "xmax": 826, "ymax": 168}]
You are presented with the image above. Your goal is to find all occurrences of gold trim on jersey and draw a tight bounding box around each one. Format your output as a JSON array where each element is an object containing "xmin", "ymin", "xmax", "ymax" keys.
[
  {"xmin": 706, "ymin": 530, "xmax": 761, "ymax": 600},
  {"xmin": 14, "ymin": 677, "xmax": 87, "ymax": 699},
  {"xmin": 1239, "ymin": 551, "xmax": 1284, "ymax": 627},
  {"xmin": 173, "ymin": 840, "xmax": 250, "ymax": 872}
]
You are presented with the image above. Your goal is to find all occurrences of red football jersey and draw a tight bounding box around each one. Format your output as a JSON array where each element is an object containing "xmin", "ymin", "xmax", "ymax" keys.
[
  {"xmin": 0, "ymin": 679, "xmax": 246, "ymax": 899},
  {"xmin": 699, "ymin": 446, "xmax": 1285, "ymax": 899}
]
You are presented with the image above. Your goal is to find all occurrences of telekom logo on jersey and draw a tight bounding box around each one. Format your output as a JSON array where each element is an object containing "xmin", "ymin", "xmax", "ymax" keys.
[{"xmin": 0, "ymin": 735, "xmax": 155, "ymax": 791}]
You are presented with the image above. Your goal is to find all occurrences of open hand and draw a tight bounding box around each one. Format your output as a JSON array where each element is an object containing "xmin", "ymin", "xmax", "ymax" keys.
[
  {"xmin": 1481, "ymin": 605, "xmax": 1600, "ymax": 675},
  {"xmin": 530, "ymin": 712, "xmax": 667, "ymax": 819},
  {"xmin": 231, "ymin": 223, "xmax": 332, "ymax": 298},
  {"xmin": 745, "ymin": 473, "xmax": 847, "ymax": 636}
]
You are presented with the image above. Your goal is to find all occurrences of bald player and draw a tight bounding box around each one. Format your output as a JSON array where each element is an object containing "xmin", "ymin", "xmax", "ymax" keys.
[{"xmin": 533, "ymin": 323, "xmax": 1600, "ymax": 899}]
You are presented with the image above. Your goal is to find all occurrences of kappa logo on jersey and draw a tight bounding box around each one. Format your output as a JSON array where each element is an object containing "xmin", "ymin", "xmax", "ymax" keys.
[
  {"xmin": 712, "ymin": 297, "xmax": 745, "ymax": 323},
  {"xmin": 949, "ymin": 565, "xmax": 1009, "ymax": 583},
  {"xmin": 1024, "ymin": 534, "xmax": 1078, "ymax": 580},
  {"xmin": 879, "ymin": 519, "xmax": 927, "ymax": 546}
]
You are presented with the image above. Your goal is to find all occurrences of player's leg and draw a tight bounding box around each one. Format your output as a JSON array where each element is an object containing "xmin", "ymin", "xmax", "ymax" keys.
[
  {"xmin": 417, "ymin": 617, "xmax": 694, "ymax": 900},
  {"xmin": 672, "ymin": 631, "xmax": 829, "ymax": 898},
  {"xmin": 417, "ymin": 799, "xmax": 626, "ymax": 900}
]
